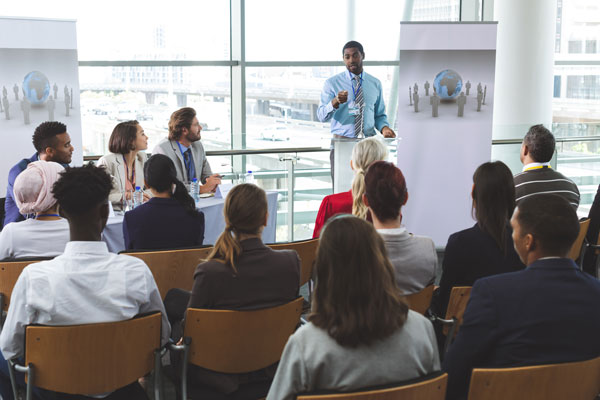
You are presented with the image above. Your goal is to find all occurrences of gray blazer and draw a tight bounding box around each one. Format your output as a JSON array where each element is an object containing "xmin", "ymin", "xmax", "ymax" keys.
[
  {"xmin": 152, "ymin": 138, "xmax": 212, "ymax": 183},
  {"xmin": 97, "ymin": 152, "xmax": 148, "ymax": 206},
  {"xmin": 378, "ymin": 229, "xmax": 437, "ymax": 295}
]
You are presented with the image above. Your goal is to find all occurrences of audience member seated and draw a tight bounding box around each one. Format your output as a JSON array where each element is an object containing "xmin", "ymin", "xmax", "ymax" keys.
[
  {"xmin": 123, "ymin": 154, "xmax": 205, "ymax": 250},
  {"xmin": 0, "ymin": 161, "xmax": 68, "ymax": 260},
  {"xmin": 97, "ymin": 120, "xmax": 149, "ymax": 210},
  {"xmin": 4, "ymin": 121, "xmax": 73, "ymax": 226},
  {"xmin": 0, "ymin": 164, "xmax": 170, "ymax": 400},
  {"xmin": 514, "ymin": 124, "xmax": 579, "ymax": 209},
  {"xmin": 443, "ymin": 194, "xmax": 600, "ymax": 400},
  {"xmin": 313, "ymin": 136, "xmax": 388, "ymax": 237},
  {"xmin": 152, "ymin": 107, "xmax": 221, "ymax": 193},
  {"xmin": 267, "ymin": 216, "xmax": 440, "ymax": 400},
  {"xmin": 165, "ymin": 183, "xmax": 299, "ymax": 395},
  {"xmin": 363, "ymin": 161, "xmax": 436, "ymax": 295},
  {"xmin": 432, "ymin": 161, "xmax": 524, "ymax": 317}
]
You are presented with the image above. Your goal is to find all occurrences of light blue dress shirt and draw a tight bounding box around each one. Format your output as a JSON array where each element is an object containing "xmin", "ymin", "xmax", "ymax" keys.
[{"xmin": 317, "ymin": 71, "xmax": 390, "ymax": 138}]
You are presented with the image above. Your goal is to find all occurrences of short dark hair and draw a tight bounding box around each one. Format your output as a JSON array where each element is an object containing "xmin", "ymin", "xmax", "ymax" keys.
[
  {"xmin": 52, "ymin": 164, "xmax": 112, "ymax": 216},
  {"xmin": 364, "ymin": 161, "xmax": 407, "ymax": 222},
  {"xmin": 310, "ymin": 215, "xmax": 408, "ymax": 348},
  {"xmin": 108, "ymin": 120, "xmax": 139, "ymax": 154},
  {"xmin": 168, "ymin": 107, "xmax": 196, "ymax": 141},
  {"xmin": 515, "ymin": 194, "xmax": 579, "ymax": 256},
  {"xmin": 32, "ymin": 121, "xmax": 67, "ymax": 154},
  {"xmin": 342, "ymin": 40, "xmax": 364, "ymax": 56},
  {"xmin": 523, "ymin": 124, "xmax": 555, "ymax": 163}
]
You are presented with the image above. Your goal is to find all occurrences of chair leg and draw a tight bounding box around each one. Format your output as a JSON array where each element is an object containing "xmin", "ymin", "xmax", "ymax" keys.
[
  {"xmin": 154, "ymin": 349, "xmax": 162, "ymax": 400},
  {"xmin": 443, "ymin": 318, "xmax": 458, "ymax": 355},
  {"xmin": 181, "ymin": 338, "xmax": 191, "ymax": 400}
]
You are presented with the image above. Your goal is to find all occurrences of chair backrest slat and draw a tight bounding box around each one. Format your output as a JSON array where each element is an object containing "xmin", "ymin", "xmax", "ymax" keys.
[
  {"xmin": 442, "ymin": 286, "xmax": 472, "ymax": 336},
  {"xmin": 569, "ymin": 219, "xmax": 590, "ymax": 261},
  {"xmin": 0, "ymin": 261, "xmax": 40, "ymax": 311},
  {"xmin": 467, "ymin": 357, "xmax": 600, "ymax": 400},
  {"xmin": 183, "ymin": 297, "xmax": 304, "ymax": 373},
  {"xmin": 126, "ymin": 247, "xmax": 213, "ymax": 299},
  {"xmin": 404, "ymin": 285, "xmax": 434, "ymax": 315},
  {"xmin": 25, "ymin": 313, "xmax": 161, "ymax": 394},
  {"xmin": 269, "ymin": 239, "xmax": 318, "ymax": 286},
  {"xmin": 297, "ymin": 373, "xmax": 448, "ymax": 399}
]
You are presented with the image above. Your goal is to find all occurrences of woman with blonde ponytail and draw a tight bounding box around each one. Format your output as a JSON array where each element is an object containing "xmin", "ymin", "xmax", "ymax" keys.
[
  {"xmin": 168, "ymin": 183, "xmax": 300, "ymax": 394},
  {"xmin": 313, "ymin": 137, "xmax": 388, "ymax": 237}
]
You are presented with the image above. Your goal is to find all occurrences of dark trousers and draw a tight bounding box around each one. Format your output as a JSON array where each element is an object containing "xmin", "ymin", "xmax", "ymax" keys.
[{"xmin": 0, "ymin": 353, "xmax": 148, "ymax": 400}]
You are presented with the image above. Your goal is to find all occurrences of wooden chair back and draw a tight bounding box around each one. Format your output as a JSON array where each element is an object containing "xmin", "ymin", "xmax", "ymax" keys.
[
  {"xmin": 126, "ymin": 247, "xmax": 213, "ymax": 299},
  {"xmin": 404, "ymin": 285, "xmax": 434, "ymax": 315},
  {"xmin": 183, "ymin": 297, "xmax": 304, "ymax": 373},
  {"xmin": 269, "ymin": 239, "xmax": 318, "ymax": 286},
  {"xmin": 467, "ymin": 356, "xmax": 600, "ymax": 400},
  {"xmin": 297, "ymin": 373, "xmax": 448, "ymax": 399},
  {"xmin": 442, "ymin": 286, "xmax": 472, "ymax": 336},
  {"xmin": 0, "ymin": 260, "xmax": 39, "ymax": 311},
  {"xmin": 24, "ymin": 313, "xmax": 161, "ymax": 394},
  {"xmin": 569, "ymin": 219, "xmax": 590, "ymax": 261}
]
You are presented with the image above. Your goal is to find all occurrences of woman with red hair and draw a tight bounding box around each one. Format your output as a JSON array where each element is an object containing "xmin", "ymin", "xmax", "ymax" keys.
[{"xmin": 363, "ymin": 161, "xmax": 437, "ymax": 295}]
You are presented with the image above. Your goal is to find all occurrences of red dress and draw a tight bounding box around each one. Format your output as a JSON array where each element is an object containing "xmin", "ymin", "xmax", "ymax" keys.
[{"xmin": 312, "ymin": 190, "xmax": 353, "ymax": 238}]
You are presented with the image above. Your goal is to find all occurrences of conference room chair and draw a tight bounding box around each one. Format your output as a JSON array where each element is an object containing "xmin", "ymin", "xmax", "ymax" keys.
[
  {"xmin": 168, "ymin": 296, "xmax": 304, "ymax": 400},
  {"xmin": 8, "ymin": 312, "xmax": 164, "ymax": 400},
  {"xmin": 467, "ymin": 356, "xmax": 600, "ymax": 400},
  {"xmin": 297, "ymin": 372, "xmax": 448, "ymax": 400},
  {"xmin": 123, "ymin": 246, "xmax": 213, "ymax": 299},
  {"xmin": 268, "ymin": 238, "xmax": 318, "ymax": 287},
  {"xmin": 431, "ymin": 286, "xmax": 472, "ymax": 354},
  {"xmin": 568, "ymin": 218, "xmax": 590, "ymax": 266},
  {"xmin": 404, "ymin": 285, "xmax": 435, "ymax": 315},
  {"xmin": 0, "ymin": 258, "xmax": 52, "ymax": 329}
]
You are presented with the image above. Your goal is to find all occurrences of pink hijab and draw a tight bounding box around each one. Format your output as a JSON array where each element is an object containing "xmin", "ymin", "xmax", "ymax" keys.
[{"xmin": 13, "ymin": 161, "xmax": 65, "ymax": 215}]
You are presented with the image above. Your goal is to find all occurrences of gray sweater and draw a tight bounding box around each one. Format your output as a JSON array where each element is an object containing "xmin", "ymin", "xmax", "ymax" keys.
[
  {"xmin": 266, "ymin": 310, "xmax": 440, "ymax": 400},
  {"xmin": 378, "ymin": 228, "xmax": 437, "ymax": 295}
]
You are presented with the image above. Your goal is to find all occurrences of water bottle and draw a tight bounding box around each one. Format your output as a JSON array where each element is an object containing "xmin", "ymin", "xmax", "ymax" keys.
[
  {"xmin": 190, "ymin": 178, "xmax": 199, "ymax": 201},
  {"xmin": 133, "ymin": 186, "xmax": 144, "ymax": 208},
  {"xmin": 245, "ymin": 171, "xmax": 255, "ymax": 184}
]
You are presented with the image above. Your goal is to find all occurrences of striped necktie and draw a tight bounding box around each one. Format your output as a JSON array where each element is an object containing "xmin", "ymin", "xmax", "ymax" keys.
[{"xmin": 353, "ymin": 75, "xmax": 364, "ymax": 138}]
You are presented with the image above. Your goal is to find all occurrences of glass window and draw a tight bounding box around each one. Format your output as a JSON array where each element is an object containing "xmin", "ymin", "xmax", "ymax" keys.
[
  {"xmin": 79, "ymin": 66, "xmax": 231, "ymax": 156},
  {"xmin": 245, "ymin": 0, "xmax": 406, "ymax": 61},
  {"xmin": 2, "ymin": 0, "xmax": 230, "ymax": 61}
]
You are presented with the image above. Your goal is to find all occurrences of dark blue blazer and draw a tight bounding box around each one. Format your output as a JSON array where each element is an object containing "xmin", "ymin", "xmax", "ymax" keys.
[
  {"xmin": 123, "ymin": 197, "xmax": 204, "ymax": 250},
  {"xmin": 442, "ymin": 258, "xmax": 600, "ymax": 400}
]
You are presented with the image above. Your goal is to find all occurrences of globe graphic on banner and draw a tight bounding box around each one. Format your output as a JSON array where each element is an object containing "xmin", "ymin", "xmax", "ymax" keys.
[
  {"xmin": 22, "ymin": 71, "xmax": 51, "ymax": 105},
  {"xmin": 433, "ymin": 69, "xmax": 463, "ymax": 100}
]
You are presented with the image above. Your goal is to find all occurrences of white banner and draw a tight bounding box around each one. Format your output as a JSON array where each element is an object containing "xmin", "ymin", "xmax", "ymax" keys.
[
  {"xmin": 397, "ymin": 22, "xmax": 497, "ymax": 247},
  {"xmin": 0, "ymin": 17, "xmax": 82, "ymax": 194}
]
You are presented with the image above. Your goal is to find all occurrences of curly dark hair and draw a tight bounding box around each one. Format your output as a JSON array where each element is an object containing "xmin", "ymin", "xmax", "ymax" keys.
[
  {"xmin": 32, "ymin": 121, "xmax": 67, "ymax": 154},
  {"xmin": 52, "ymin": 164, "xmax": 112, "ymax": 216}
]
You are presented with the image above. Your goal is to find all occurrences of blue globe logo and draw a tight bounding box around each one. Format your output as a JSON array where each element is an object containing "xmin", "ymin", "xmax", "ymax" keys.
[
  {"xmin": 22, "ymin": 71, "xmax": 50, "ymax": 105},
  {"xmin": 433, "ymin": 69, "xmax": 463, "ymax": 100}
]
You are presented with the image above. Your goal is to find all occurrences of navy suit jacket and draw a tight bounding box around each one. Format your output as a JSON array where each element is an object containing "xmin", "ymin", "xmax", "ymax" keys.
[
  {"xmin": 123, "ymin": 197, "xmax": 204, "ymax": 250},
  {"xmin": 442, "ymin": 258, "xmax": 600, "ymax": 400}
]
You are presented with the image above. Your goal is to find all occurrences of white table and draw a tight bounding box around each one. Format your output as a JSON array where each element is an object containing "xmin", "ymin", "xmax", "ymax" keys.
[{"xmin": 102, "ymin": 191, "xmax": 278, "ymax": 253}]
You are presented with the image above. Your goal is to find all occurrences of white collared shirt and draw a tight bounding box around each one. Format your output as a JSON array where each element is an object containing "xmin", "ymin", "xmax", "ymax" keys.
[
  {"xmin": 0, "ymin": 241, "xmax": 171, "ymax": 360},
  {"xmin": 522, "ymin": 162, "xmax": 551, "ymax": 172},
  {"xmin": 376, "ymin": 226, "xmax": 407, "ymax": 235}
]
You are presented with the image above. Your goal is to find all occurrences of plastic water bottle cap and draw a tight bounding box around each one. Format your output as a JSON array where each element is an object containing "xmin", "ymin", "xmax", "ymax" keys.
[
  {"xmin": 192, "ymin": 178, "xmax": 198, "ymax": 182},
  {"xmin": 135, "ymin": 186, "xmax": 141, "ymax": 190},
  {"xmin": 247, "ymin": 171, "xmax": 252, "ymax": 173}
]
